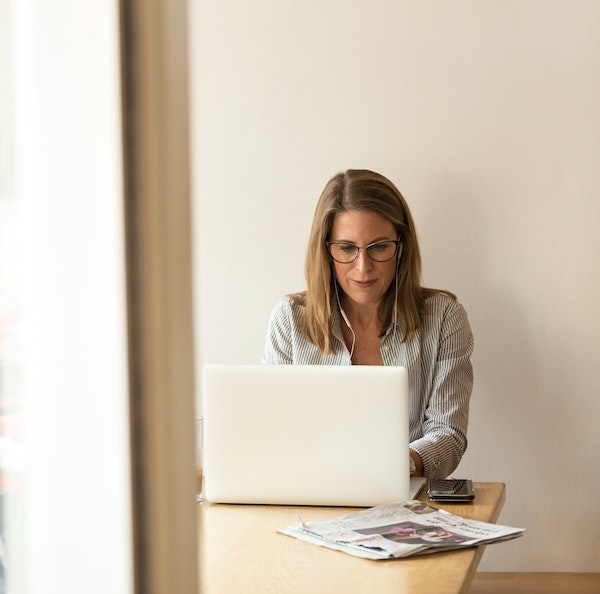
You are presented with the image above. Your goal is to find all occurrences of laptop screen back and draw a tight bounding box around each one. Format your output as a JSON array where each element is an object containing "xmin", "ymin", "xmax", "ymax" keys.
[{"xmin": 202, "ymin": 364, "xmax": 409, "ymax": 506}]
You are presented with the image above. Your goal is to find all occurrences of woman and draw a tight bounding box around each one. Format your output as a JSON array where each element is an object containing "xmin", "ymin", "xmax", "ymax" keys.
[{"xmin": 262, "ymin": 169, "xmax": 473, "ymax": 478}]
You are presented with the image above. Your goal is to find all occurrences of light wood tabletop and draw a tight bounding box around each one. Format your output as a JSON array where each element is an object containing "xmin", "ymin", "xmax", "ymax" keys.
[{"xmin": 197, "ymin": 482, "xmax": 507, "ymax": 594}]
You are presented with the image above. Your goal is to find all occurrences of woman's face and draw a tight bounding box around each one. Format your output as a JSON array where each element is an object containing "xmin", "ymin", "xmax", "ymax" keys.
[{"xmin": 329, "ymin": 209, "xmax": 398, "ymax": 310}]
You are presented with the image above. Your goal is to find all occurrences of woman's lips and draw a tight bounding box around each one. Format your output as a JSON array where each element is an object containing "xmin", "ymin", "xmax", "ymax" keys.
[{"xmin": 352, "ymin": 279, "xmax": 376, "ymax": 288}]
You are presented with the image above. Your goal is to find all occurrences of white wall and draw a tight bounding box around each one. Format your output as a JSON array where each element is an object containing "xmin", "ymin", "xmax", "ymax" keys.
[{"xmin": 191, "ymin": 0, "xmax": 600, "ymax": 571}]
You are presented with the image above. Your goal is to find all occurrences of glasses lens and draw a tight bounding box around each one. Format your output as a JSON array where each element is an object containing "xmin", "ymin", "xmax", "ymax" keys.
[
  {"xmin": 367, "ymin": 241, "xmax": 398, "ymax": 262},
  {"xmin": 328, "ymin": 243, "xmax": 359, "ymax": 263}
]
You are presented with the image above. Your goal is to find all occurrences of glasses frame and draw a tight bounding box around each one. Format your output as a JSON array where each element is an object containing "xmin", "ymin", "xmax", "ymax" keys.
[{"xmin": 326, "ymin": 239, "xmax": 402, "ymax": 264}]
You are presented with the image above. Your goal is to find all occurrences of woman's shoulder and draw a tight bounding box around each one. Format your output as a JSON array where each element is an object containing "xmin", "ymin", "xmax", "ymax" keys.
[
  {"xmin": 269, "ymin": 292, "xmax": 306, "ymax": 319},
  {"xmin": 422, "ymin": 289, "xmax": 469, "ymax": 318},
  {"xmin": 421, "ymin": 290, "xmax": 472, "ymax": 338}
]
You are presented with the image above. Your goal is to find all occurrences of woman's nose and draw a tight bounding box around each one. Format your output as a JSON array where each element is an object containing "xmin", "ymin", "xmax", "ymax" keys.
[{"xmin": 354, "ymin": 248, "xmax": 373, "ymax": 271}]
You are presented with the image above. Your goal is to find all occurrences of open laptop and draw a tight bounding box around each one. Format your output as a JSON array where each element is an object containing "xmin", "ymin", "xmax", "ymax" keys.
[{"xmin": 202, "ymin": 364, "xmax": 423, "ymax": 507}]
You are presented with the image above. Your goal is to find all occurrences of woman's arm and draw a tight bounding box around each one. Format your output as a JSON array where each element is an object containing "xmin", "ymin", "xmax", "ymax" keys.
[{"xmin": 410, "ymin": 299, "xmax": 474, "ymax": 477}]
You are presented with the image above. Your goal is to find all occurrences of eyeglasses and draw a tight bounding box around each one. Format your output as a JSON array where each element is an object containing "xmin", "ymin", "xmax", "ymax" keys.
[{"xmin": 326, "ymin": 239, "xmax": 401, "ymax": 264}]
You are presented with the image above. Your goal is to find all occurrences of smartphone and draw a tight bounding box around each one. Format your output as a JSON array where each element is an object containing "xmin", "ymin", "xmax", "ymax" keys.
[{"xmin": 428, "ymin": 478, "xmax": 475, "ymax": 502}]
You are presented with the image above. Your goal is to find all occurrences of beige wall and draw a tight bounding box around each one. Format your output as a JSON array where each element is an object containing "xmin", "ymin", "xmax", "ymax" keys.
[{"xmin": 191, "ymin": 0, "xmax": 600, "ymax": 571}]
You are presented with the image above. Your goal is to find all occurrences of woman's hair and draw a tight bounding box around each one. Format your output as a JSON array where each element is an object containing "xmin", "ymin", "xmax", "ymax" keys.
[{"xmin": 292, "ymin": 169, "xmax": 452, "ymax": 354}]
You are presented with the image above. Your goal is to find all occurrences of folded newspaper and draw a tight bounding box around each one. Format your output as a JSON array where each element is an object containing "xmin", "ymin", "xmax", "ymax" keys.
[{"xmin": 279, "ymin": 500, "xmax": 524, "ymax": 560}]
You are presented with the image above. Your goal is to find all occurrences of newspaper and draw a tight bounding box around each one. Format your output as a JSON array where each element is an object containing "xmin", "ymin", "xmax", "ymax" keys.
[{"xmin": 279, "ymin": 500, "xmax": 524, "ymax": 560}]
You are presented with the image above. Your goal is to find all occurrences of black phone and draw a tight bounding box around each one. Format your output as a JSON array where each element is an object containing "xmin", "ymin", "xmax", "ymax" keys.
[{"xmin": 428, "ymin": 478, "xmax": 475, "ymax": 502}]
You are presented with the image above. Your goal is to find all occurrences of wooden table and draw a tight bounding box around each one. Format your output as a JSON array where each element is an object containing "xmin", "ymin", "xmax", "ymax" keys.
[{"xmin": 198, "ymin": 482, "xmax": 506, "ymax": 594}]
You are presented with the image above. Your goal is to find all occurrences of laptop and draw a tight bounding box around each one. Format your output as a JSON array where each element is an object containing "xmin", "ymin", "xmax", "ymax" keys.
[{"xmin": 201, "ymin": 364, "xmax": 419, "ymax": 506}]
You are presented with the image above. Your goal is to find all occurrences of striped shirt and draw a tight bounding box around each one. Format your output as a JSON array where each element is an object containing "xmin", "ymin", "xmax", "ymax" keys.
[{"xmin": 262, "ymin": 292, "xmax": 474, "ymax": 478}]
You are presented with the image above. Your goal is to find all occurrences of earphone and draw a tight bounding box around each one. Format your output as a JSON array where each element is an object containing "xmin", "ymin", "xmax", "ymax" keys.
[
  {"xmin": 333, "ymin": 280, "xmax": 356, "ymax": 359},
  {"xmin": 392, "ymin": 243, "xmax": 402, "ymax": 337},
  {"xmin": 340, "ymin": 307, "xmax": 352, "ymax": 329},
  {"xmin": 339, "ymin": 306, "xmax": 356, "ymax": 358}
]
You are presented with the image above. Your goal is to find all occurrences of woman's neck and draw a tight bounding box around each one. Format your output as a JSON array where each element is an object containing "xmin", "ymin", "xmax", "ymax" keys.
[
  {"xmin": 339, "ymin": 298, "xmax": 382, "ymax": 331},
  {"xmin": 338, "ymin": 299, "xmax": 385, "ymax": 365}
]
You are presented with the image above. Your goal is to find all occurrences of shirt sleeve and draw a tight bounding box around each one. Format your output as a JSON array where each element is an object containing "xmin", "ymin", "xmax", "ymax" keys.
[
  {"xmin": 262, "ymin": 298, "xmax": 294, "ymax": 365},
  {"xmin": 410, "ymin": 299, "xmax": 474, "ymax": 478}
]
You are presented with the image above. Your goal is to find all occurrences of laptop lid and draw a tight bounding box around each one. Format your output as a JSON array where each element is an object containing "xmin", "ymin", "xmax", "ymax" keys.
[{"xmin": 202, "ymin": 364, "xmax": 410, "ymax": 507}]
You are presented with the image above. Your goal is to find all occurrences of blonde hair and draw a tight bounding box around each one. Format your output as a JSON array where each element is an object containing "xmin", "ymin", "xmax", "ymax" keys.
[{"xmin": 291, "ymin": 169, "xmax": 452, "ymax": 354}]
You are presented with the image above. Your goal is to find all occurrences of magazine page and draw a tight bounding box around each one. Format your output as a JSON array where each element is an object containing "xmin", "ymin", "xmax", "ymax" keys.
[{"xmin": 279, "ymin": 500, "xmax": 524, "ymax": 560}]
